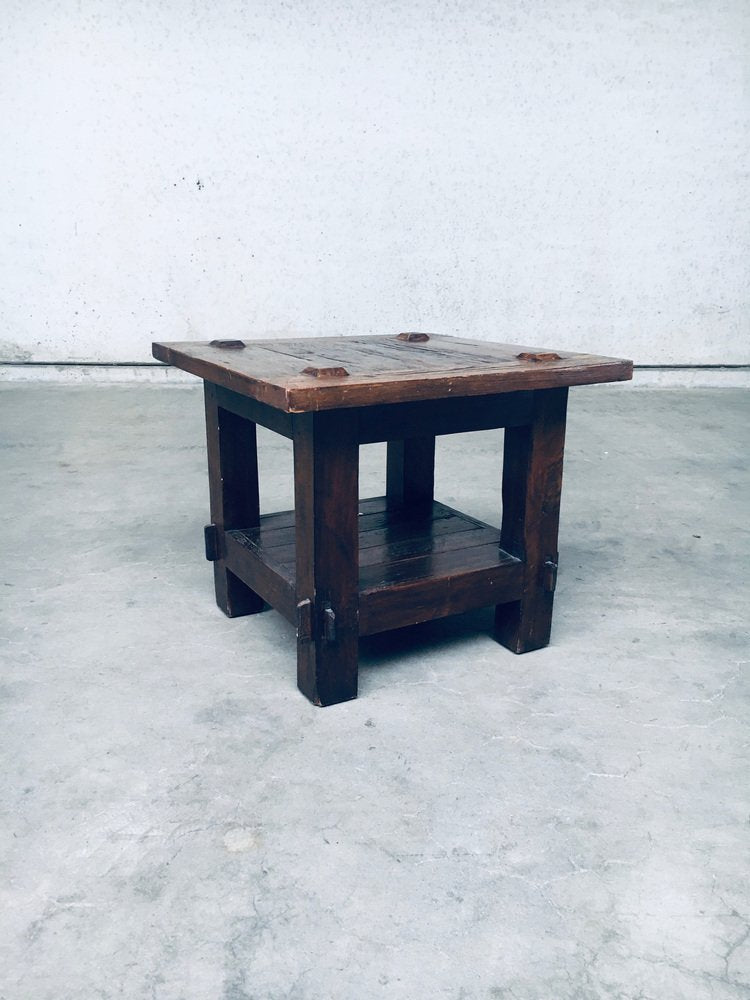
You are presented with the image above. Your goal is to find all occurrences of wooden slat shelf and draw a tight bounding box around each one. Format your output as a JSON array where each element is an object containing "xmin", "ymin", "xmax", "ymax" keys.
[{"xmin": 225, "ymin": 498, "xmax": 523, "ymax": 637}]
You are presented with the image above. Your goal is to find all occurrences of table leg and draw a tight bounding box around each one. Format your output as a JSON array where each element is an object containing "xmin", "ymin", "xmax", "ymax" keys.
[
  {"xmin": 293, "ymin": 411, "xmax": 359, "ymax": 706},
  {"xmin": 204, "ymin": 382, "xmax": 264, "ymax": 617},
  {"xmin": 495, "ymin": 386, "xmax": 568, "ymax": 653},
  {"xmin": 386, "ymin": 436, "xmax": 436, "ymax": 512}
]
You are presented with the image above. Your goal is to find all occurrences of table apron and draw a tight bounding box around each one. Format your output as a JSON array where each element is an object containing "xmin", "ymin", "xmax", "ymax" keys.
[
  {"xmin": 356, "ymin": 390, "xmax": 534, "ymax": 442},
  {"xmin": 211, "ymin": 382, "xmax": 534, "ymax": 444},
  {"xmin": 213, "ymin": 384, "xmax": 294, "ymax": 438}
]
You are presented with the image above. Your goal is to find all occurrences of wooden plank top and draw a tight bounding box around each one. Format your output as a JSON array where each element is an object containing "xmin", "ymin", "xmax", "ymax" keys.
[{"xmin": 152, "ymin": 333, "xmax": 632, "ymax": 412}]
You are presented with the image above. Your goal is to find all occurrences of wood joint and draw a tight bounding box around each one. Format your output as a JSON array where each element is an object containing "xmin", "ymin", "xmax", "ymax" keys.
[
  {"xmin": 295, "ymin": 598, "xmax": 336, "ymax": 643},
  {"xmin": 300, "ymin": 366, "xmax": 350, "ymax": 378},
  {"xmin": 322, "ymin": 603, "xmax": 337, "ymax": 643},
  {"xmin": 296, "ymin": 598, "xmax": 313, "ymax": 642},
  {"xmin": 542, "ymin": 557, "xmax": 558, "ymax": 593},
  {"xmin": 397, "ymin": 332, "xmax": 430, "ymax": 342},
  {"xmin": 204, "ymin": 524, "xmax": 221, "ymax": 561}
]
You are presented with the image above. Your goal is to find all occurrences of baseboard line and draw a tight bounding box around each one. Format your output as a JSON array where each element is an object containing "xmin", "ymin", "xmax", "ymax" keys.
[
  {"xmin": 1, "ymin": 362, "xmax": 749, "ymax": 388},
  {"xmin": 2, "ymin": 361, "xmax": 749, "ymax": 369}
]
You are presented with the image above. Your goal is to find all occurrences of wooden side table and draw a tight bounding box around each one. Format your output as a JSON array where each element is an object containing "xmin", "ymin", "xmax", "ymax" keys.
[{"xmin": 153, "ymin": 333, "xmax": 632, "ymax": 706}]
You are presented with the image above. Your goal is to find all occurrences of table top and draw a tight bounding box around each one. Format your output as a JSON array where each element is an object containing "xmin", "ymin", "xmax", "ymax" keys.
[{"xmin": 152, "ymin": 333, "xmax": 632, "ymax": 412}]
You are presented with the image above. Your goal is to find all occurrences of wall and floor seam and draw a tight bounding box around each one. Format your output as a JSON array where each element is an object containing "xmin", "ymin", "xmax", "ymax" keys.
[{"xmin": 2, "ymin": 363, "xmax": 749, "ymax": 388}]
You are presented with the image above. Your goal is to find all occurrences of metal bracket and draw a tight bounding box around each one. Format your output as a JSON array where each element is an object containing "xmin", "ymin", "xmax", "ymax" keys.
[
  {"xmin": 542, "ymin": 557, "xmax": 558, "ymax": 593},
  {"xmin": 204, "ymin": 524, "xmax": 220, "ymax": 561}
]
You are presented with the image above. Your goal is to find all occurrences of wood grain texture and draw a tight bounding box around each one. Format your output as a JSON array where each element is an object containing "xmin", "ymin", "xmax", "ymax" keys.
[
  {"xmin": 359, "ymin": 555, "xmax": 522, "ymax": 636},
  {"xmin": 231, "ymin": 499, "xmax": 498, "ymax": 570},
  {"xmin": 224, "ymin": 530, "xmax": 296, "ymax": 624},
  {"xmin": 357, "ymin": 391, "xmax": 533, "ymax": 443},
  {"xmin": 153, "ymin": 334, "xmax": 633, "ymax": 412}
]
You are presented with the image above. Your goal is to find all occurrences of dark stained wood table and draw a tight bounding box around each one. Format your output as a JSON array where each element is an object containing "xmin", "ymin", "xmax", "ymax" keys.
[{"xmin": 152, "ymin": 333, "xmax": 632, "ymax": 706}]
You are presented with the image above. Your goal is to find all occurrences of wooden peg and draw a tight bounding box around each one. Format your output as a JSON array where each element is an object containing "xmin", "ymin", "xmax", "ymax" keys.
[
  {"xmin": 516, "ymin": 352, "xmax": 562, "ymax": 362},
  {"xmin": 301, "ymin": 366, "xmax": 350, "ymax": 378}
]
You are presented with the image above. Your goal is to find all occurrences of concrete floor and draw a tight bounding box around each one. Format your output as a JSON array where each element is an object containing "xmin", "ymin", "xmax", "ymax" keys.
[{"xmin": 1, "ymin": 383, "xmax": 748, "ymax": 1000}]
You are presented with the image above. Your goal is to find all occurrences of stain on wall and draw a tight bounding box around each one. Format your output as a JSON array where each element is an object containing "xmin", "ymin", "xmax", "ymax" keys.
[{"xmin": 0, "ymin": 341, "xmax": 33, "ymax": 362}]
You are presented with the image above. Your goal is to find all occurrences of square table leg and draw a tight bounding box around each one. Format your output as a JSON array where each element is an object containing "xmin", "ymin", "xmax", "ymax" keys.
[
  {"xmin": 386, "ymin": 436, "xmax": 436, "ymax": 513},
  {"xmin": 204, "ymin": 382, "xmax": 265, "ymax": 617},
  {"xmin": 293, "ymin": 411, "xmax": 360, "ymax": 706},
  {"xmin": 495, "ymin": 386, "xmax": 568, "ymax": 653}
]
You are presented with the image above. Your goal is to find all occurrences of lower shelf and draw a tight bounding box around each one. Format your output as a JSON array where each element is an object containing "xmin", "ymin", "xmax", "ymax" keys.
[{"xmin": 225, "ymin": 496, "xmax": 523, "ymax": 636}]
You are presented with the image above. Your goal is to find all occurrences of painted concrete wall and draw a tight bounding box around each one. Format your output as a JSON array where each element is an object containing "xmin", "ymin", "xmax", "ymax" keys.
[{"xmin": 1, "ymin": 0, "xmax": 747, "ymax": 365}]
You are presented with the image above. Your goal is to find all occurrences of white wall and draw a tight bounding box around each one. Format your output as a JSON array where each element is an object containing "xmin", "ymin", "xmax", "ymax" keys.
[{"xmin": 1, "ymin": 0, "xmax": 747, "ymax": 365}]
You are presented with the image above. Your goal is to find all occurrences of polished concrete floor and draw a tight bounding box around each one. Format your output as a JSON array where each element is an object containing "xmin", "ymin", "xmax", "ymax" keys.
[{"xmin": 1, "ymin": 383, "xmax": 748, "ymax": 1000}]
